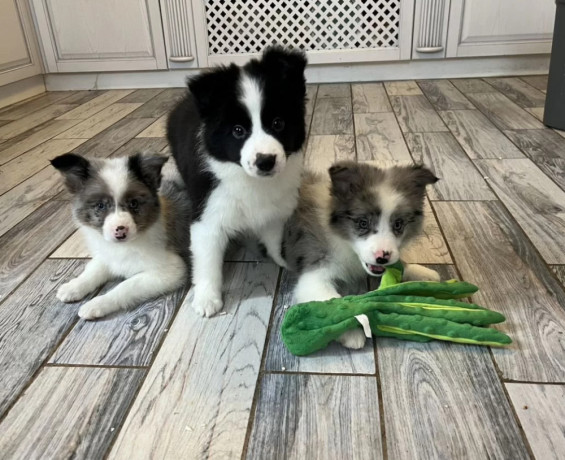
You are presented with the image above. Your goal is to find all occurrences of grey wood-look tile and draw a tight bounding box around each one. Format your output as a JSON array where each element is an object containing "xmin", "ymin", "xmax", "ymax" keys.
[
  {"xmin": 506, "ymin": 383, "xmax": 565, "ymax": 460},
  {"xmin": 406, "ymin": 132, "xmax": 496, "ymax": 200},
  {"xmin": 70, "ymin": 117, "xmax": 156, "ymax": 159},
  {"xmin": 440, "ymin": 110, "xmax": 525, "ymax": 159},
  {"xmin": 474, "ymin": 159, "xmax": 565, "ymax": 264},
  {"xmin": 352, "ymin": 82, "xmax": 392, "ymax": 113},
  {"xmin": 246, "ymin": 374, "xmax": 382, "ymax": 460},
  {"xmin": 378, "ymin": 339, "xmax": 529, "ymax": 460},
  {"xmin": 0, "ymin": 367, "xmax": 144, "ymax": 459},
  {"xmin": 525, "ymin": 107, "xmax": 544, "ymax": 121},
  {"xmin": 551, "ymin": 265, "xmax": 565, "ymax": 285},
  {"xmin": 108, "ymin": 263, "xmax": 279, "ymax": 460},
  {"xmin": 0, "ymin": 104, "xmax": 78, "ymax": 140},
  {"xmin": 136, "ymin": 114, "xmax": 167, "ymax": 137},
  {"xmin": 503, "ymin": 129, "xmax": 565, "ymax": 160},
  {"xmin": 0, "ymin": 138, "xmax": 86, "ymax": 194},
  {"xmin": 304, "ymin": 84, "xmax": 318, "ymax": 127},
  {"xmin": 304, "ymin": 135, "xmax": 355, "ymax": 174},
  {"xmin": 119, "ymin": 88, "xmax": 164, "ymax": 103},
  {"xmin": 0, "ymin": 91, "xmax": 76, "ymax": 120},
  {"xmin": 354, "ymin": 112, "xmax": 411, "ymax": 162},
  {"xmin": 450, "ymin": 78, "xmax": 495, "ymax": 94},
  {"xmin": 433, "ymin": 201, "xmax": 565, "ymax": 381},
  {"xmin": 384, "ymin": 80, "xmax": 423, "ymax": 96},
  {"xmin": 50, "ymin": 284, "xmax": 188, "ymax": 366},
  {"xmin": 0, "ymin": 259, "xmax": 90, "ymax": 417},
  {"xmin": 57, "ymin": 90, "xmax": 107, "ymax": 105},
  {"xmin": 55, "ymin": 103, "xmax": 142, "ymax": 139},
  {"xmin": 390, "ymin": 95, "xmax": 448, "ymax": 133},
  {"xmin": 317, "ymin": 83, "xmax": 351, "ymax": 98},
  {"xmin": 417, "ymin": 79, "xmax": 475, "ymax": 110},
  {"xmin": 264, "ymin": 270, "xmax": 376, "ymax": 374},
  {"xmin": 466, "ymin": 92, "xmax": 544, "ymax": 130},
  {"xmin": 0, "ymin": 166, "xmax": 66, "ymax": 237},
  {"xmin": 57, "ymin": 89, "xmax": 134, "ymax": 120},
  {"xmin": 50, "ymin": 229, "xmax": 90, "ymax": 258},
  {"xmin": 0, "ymin": 201, "xmax": 76, "ymax": 299},
  {"xmin": 520, "ymin": 75, "xmax": 548, "ymax": 93},
  {"xmin": 126, "ymin": 88, "xmax": 185, "ymax": 118},
  {"xmin": 485, "ymin": 77, "xmax": 546, "ymax": 108},
  {"xmin": 523, "ymin": 156, "xmax": 565, "ymax": 191},
  {"xmin": 401, "ymin": 199, "xmax": 453, "ymax": 264},
  {"xmin": 0, "ymin": 118, "xmax": 81, "ymax": 165},
  {"xmin": 310, "ymin": 97, "xmax": 353, "ymax": 135},
  {"xmin": 109, "ymin": 136, "xmax": 168, "ymax": 158}
]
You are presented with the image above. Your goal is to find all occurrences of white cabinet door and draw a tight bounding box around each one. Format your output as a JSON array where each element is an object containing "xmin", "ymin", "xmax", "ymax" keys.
[
  {"xmin": 446, "ymin": 0, "xmax": 555, "ymax": 57},
  {"xmin": 31, "ymin": 0, "xmax": 167, "ymax": 72},
  {"xmin": 0, "ymin": 0, "xmax": 43, "ymax": 86}
]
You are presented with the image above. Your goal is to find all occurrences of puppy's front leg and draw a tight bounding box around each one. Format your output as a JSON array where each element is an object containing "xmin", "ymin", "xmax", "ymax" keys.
[
  {"xmin": 190, "ymin": 221, "xmax": 229, "ymax": 317},
  {"xmin": 294, "ymin": 268, "xmax": 366, "ymax": 350},
  {"xmin": 259, "ymin": 219, "xmax": 287, "ymax": 268},
  {"xmin": 403, "ymin": 263, "xmax": 441, "ymax": 282},
  {"xmin": 78, "ymin": 262, "xmax": 186, "ymax": 319},
  {"xmin": 57, "ymin": 258, "xmax": 111, "ymax": 303}
]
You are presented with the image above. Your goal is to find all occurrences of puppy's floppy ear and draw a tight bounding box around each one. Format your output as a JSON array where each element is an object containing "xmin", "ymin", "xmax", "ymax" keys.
[
  {"xmin": 50, "ymin": 153, "xmax": 91, "ymax": 194},
  {"xmin": 187, "ymin": 64, "xmax": 239, "ymax": 118},
  {"xmin": 328, "ymin": 161, "xmax": 362, "ymax": 199},
  {"xmin": 261, "ymin": 46, "xmax": 307, "ymax": 95},
  {"xmin": 410, "ymin": 164, "xmax": 439, "ymax": 187},
  {"xmin": 128, "ymin": 153, "xmax": 169, "ymax": 191}
]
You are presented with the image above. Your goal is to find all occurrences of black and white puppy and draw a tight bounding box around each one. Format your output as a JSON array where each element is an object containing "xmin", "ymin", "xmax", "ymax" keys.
[
  {"xmin": 168, "ymin": 46, "xmax": 307, "ymax": 317},
  {"xmin": 51, "ymin": 153, "xmax": 189, "ymax": 319},
  {"xmin": 283, "ymin": 161, "xmax": 440, "ymax": 348}
]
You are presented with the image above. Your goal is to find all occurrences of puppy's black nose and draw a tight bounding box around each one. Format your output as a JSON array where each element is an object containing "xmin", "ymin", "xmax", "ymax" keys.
[
  {"xmin": 255, "ymin": 154, "xmax": 276, "ymax": 172},
  {"xmin": 376, "ymin": 257, "xmax": 389, "ymax": 265},
  {"xmin": 116, "ymin": 226, "xmax": 125, "ymax": 231}
]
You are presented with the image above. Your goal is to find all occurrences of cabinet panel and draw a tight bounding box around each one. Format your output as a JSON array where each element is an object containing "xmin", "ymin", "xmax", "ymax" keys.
[
  {"xmin": 447, "ymin": 0, "xmax": 555, "ymax": 57},
  {"xmin": 32, "ymin": 0, "xmax": 167, "ymax": 72},
  {"xmin": 160, "ymin": 0, "xmax": 199, "ymax": 68},
  {"xmin": 0, "ymin": 0, "xmax": 43, "ymax": 86},
  {"xmin": 192, "ymin": 0, "xmax": 415, "ymax": 66}
]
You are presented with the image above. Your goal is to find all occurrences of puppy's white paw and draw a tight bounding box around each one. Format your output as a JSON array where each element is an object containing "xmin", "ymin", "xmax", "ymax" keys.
[
  {"xmin": 57, "ymin": 280, "xmax": 89, "ymax": 303},
  {"xmin": 78, "ymin": 297, "xmax": 114, "ymax": 320},
  {"xmin": 337, "ymin": 328, "xmax": 367, "ymax": 350},
  {"xmin": 192, "ymin": 290, "xmax": 223, "ymax": 318},
  {"xmin": 403, "ymin": 264, "xmax": 441, "ymax": 282}
]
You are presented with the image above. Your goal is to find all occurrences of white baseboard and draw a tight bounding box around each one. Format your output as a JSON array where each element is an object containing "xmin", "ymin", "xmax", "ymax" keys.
[
  {"xmin": 0, "ymin": 75, "xmax": 46, "ymax": 109},
  {"xmin": 44, "ymin": 55, "xmax": 550, "ymax": 91}
]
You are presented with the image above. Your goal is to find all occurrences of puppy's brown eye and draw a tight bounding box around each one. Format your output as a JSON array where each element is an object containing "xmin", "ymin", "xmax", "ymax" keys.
[
  {"xmin": 358, "ymin": 218, "xmax": 369, "ymax": 229},
  {"xmin": 95, "ymin": 202, "xmax": 106, "ymax": 210},
  {"xmin": 232, "ymin": 125, "xmax": 246, "ymax": 139},
  {"xmin": 129, "ymin": 199, "xmax": 139, "ymax": 210},
  {"xmin": 393, "ymin": 219, "xmax": 404, "ymax": 232},
  {"xmin": 272, "ymin": 117, "xmax": 285, "ymax": 132}
]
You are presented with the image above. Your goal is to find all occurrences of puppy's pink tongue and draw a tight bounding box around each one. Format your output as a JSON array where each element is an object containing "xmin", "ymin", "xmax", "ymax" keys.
[{"xmin": 368, "ymin": 264, "xmax": 385, "ymax": 275}]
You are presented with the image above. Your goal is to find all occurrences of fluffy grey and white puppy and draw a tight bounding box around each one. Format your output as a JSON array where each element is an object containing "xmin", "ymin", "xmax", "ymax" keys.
[
  {"xmin": 283, "ymin": 161, "xmax": 440, "ymax": 349},
  {"xmin": 51, "ymin": 152, "xmax": 189, "ymax": 319}
]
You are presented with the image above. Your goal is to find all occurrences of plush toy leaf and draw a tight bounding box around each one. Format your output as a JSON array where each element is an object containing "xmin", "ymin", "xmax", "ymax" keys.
[{"xmin": 281, "ymin": 266, "xmax": 511, "ymax": 356}]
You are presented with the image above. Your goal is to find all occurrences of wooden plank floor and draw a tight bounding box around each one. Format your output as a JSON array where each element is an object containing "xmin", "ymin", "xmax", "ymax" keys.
[{"xmin": 1, "ymin": 78, "xmax": 564, "ymax": 459}]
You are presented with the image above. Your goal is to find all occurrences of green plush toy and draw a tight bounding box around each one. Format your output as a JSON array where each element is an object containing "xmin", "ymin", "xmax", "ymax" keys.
[{"xmin": 281, "ymin": 262, "xmax": 511, "ymax": 356}]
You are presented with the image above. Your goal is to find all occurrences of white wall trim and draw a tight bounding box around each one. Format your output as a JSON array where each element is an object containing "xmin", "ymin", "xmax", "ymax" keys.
[
  {"xmin": 0, "ymin": 74, "xmax": 45, "ymax": 109},
  {"xmin": 44, "ymin": 54, "xmax": 550, "ymax": 91}
]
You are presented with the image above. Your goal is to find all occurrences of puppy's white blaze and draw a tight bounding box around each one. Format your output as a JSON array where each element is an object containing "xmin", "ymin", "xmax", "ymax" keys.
[
  {"xmin": 239, "ymin": 73, "xmax": 285, "ymax": 177},
  {"xmin": 354, "ymin": 185, "xmax": 405, "ymax": 267},
  {"xmin": 103, "ymin": 211, "xmax": 137, "ymax": 242},
  {"xmin": 99, "ymin": 157, "xmax": 129, "ymax": 203}
]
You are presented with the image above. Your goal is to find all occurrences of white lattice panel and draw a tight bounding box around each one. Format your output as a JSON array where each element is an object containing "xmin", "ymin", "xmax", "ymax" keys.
[{"xmin": 204, "ymin": 0, "xmax": 401, "ymax": 56}]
